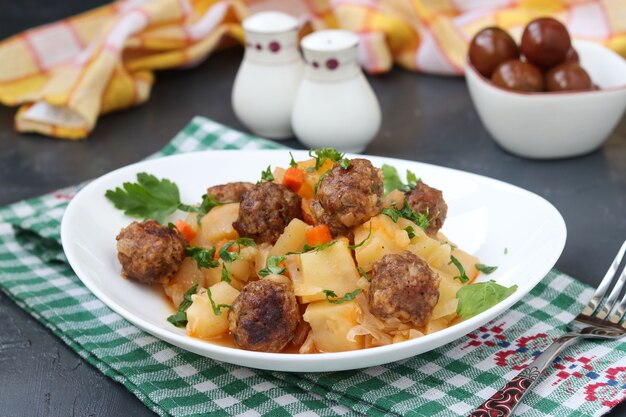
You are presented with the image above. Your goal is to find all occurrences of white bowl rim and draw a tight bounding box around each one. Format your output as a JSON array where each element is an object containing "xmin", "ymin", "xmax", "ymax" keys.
[{"xmin": 465, "ymin": 39, "xmax": 626, "ymax": 97}]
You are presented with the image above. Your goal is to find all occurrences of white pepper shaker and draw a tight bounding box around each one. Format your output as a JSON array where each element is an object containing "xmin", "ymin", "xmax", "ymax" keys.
[
  {"xmin": 291, "ymin": 30, "xmax": 381, "ymax": 153},
  {"xmin": 232, "ymin": 12, "xmax": 303, "ymax": 139}
]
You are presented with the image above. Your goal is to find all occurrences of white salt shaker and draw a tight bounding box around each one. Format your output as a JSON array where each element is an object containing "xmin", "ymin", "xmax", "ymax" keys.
[
  {"xmin": 232, "ymin": 12, "xmax": 303, "ymax": 139},
  {"xmin": 291, "ymin": 30, "xmax": 382, "ymax": 153}
]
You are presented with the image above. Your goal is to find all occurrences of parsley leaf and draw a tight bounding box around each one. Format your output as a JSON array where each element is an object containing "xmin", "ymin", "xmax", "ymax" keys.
[
  {"xmin": 323, "ymin": 289, "xmax": 361, "ymax": 304},
  {"xmin": 258, "ymin": 255, "xmax": 286, "ymax": 277},
  {"xmin": 218, "ymin": 238, "xmax": 256, "ymax": 281},
  {"xmin": 456, "ymin": 280, "xmax": 517, "ymax": 320},
  {"xmin": 166, "ymin": 283, "xmax": 198, "ymax": 327},
  {"xmin": 381, "ymin": 165, "xmax": 421, "ymax": 195},
  {"xmin": 106, "ymin": 173, "xmax": 223, "ymax": 223},
  {"xmin": 404, "ymin": 226, "xmax": 416, "ymax": 239},
  {"xmin": 449, "ymin": 255, "xmax": 470, "ymax": 283},
  {"xmin": 348, "ymin": 224, "xmax": 372, "ymax": 250},
  {"xmin": 382, "ymin": 202, "xmax": 430, "ymax": 231},
  {"xmin": 358, "ymin": 267, "xmax": 371, "ymax": 282},
  {"xmin": 286, "ymin": 241, "xmax": 336, "ymax": 255},
  {"xmin": 207, "ymin": 287, "xmax": 233, "ymax": 316},
  {"xmin": 475, "ymin": 263, "xmax": 498, "ymax": 274},
  {"xmin": 105, "ymin": 173, "xmax": 181, "ymax": 223},
  {"xmin": 185, "ymin": 246, "xmax": 219, "ymax": 270},
  {"xmin": 289, "ymin": 152, "xmax": 298, "ymax": 169},
  {"xmin": 260, "ymin": 166, "xmax": 274, "ymax": 182},
  {"xmin": 309, "ymin": 148, "xmax": 350, "ymax": 171}
]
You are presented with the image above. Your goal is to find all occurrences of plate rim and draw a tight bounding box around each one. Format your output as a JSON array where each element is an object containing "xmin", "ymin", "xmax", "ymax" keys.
[{"xmin": 61, "ymin": 149, "xmax": 567, "ymax": 371}]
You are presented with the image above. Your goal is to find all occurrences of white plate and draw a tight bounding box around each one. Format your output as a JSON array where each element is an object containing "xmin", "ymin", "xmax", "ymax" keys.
[{"xmin": 61, "ymin": 150, "xmax": 566, "ymax": 372}]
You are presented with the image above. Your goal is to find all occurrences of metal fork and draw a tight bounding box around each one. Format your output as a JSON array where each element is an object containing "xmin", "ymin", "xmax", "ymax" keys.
[{"xmin": 470, "ymin": 240, "xmax": 626, "ymax": 417}]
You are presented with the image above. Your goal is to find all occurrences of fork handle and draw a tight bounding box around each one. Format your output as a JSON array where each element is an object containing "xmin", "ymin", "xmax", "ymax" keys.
[{"xmin": 469, "ymin": 334, "xmax": 580, "ymax": 417}]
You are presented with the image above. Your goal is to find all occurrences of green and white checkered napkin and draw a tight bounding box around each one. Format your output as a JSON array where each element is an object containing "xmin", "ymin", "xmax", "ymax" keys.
[{"xmin": 2, "ymin": 116, "xmax": 626, "ymax": 417}]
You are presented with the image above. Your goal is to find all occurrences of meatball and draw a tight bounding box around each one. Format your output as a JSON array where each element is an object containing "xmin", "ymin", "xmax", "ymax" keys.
[
  {"xmin": 228, "ymin": 280, "xmax": 300, "ymax": 352},
  {"xmin": 207, "ymin": 182, "xmax": 255, "ymax": 203},
  {"xmin": 311, "ymin": 159, "xmax": 383, "ymax": 236},
  {"xmin": 232, "ymin": 182, "xmax": 302, "ymax": 244},
  {"xmin": 405, "ymin": 182, "xmax": 447, "ymax": 235},
  {"xmin": 369, "ymin": 251, "xmax": 440, "ymax": 328},
  {"xmin": 116, "ymin": 220, "xmax": 187, "ymax": 285}
]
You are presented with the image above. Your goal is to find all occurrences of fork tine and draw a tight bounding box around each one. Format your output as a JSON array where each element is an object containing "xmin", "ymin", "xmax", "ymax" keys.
[
  {"xmin": 607, "ymin": 264, "xmax": 626, "ymax": 324},
  {"xmin": 582, "ymin": 240, "xmax": 626, "ymax": 316},
  {"xmin": 597, "ymin": 262, "xmax": 626, "ymax": 320}
]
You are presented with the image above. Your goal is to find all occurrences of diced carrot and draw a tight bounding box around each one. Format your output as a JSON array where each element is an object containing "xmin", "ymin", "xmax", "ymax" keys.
[
  {"xmin": 175, "ymin": 219, "xmax": 197, "ymax": 242},
  {"xmin": 282, "ymin": 167, "xmax": 304, "ymax": 192},
  {"xmin": 297, "ymin": 180, "xmax": 314, "ymax": 199},
  {"xmin": 305, "ymin": 224, "xmax": 333, "ymax": 246}
]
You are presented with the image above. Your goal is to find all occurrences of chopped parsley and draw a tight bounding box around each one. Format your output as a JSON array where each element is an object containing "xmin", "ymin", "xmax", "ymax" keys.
[
  {"xmin": 218, "ymin": 238, "xmax": 256, "ymax": 282},
  {"xmin": 381, "ymin": 165, "xmax": 420, "ymax": 195},
  {"xmin": 308, "ymin": 148, "xmax": 350, "ymax": 171},
  {"xmin": 475, "ymin": 263, "xmax": 498, "ymax": 274},
  {"xmin": 382, "ymin": 201, "xmax": 430, "ymax": 231},
  {"xmin": 449, "ymin": 255, "xmax": 470, "ymax": 283},
  {"xmin": 207, "ymin": 287, "xmax": 233, "ymax": 316},
  {"xmin": 258, "ymin": 255, "xmax": 286, "ymax": 277},
  {"xmin": 289, "ymin": 152, "xmax": 298, "ymax": 168},
  {"xmin": 166, "ymin": 283, "xmax": 198, "ymax": 327},
  {"xmin": 286, "ymin": 241, "xmax": 337, "ymax": 255},
  {"xmin": 404, "ymin": 226, "xmax": 416, "ymax": 239},
  {"xmin": 105, "ymin": 173, "xmax": 220, "ymax": 223},
  {"xmin": 185, "ymin": 246, "xmax": 219, "ymax": 270},
  {"xmin": 358, "ymin": 267, "xmax": 371, "ymax": 282},
  {"xmin": 348, "ymin": 224, "xmax": 372, "ymax": 250},
  {"xmin": 260, "ymin": 166, "xmax": 274, "ymax": 182},
  {"xmin": 323, "ymin": 289, "xmax": 361, "ymax": 304}
]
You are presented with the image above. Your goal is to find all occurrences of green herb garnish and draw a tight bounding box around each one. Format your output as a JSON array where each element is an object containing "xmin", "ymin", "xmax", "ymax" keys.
[
  {"xmin": 105, "ymin": 173, "xmax": 221, "ymax": 223},
  {"xmin": 449, "ymin": 255, "xmax": 470, "ymax": 283},
  {"xmin": 260, "ymin": 166, "xmax": 274, "ymax": 182},
  {"xmin": 258, "ymin": 255, "xmax": 287, "ymax": 277},
  {"xmin": 218, "ymin": 238, "xmax": 256, "ymax": 282},
  {"xmin": 475, "ymin": 263, "xmax": 498, "ymax": 274},
  {"xmin": 358, "ymin": 267, "xmax": 371, "ymax": 282},
  {"xmin": 456, "ymin": 280, "xmax": 517, "ymax": 320},
  {"xmin": 207, "ymin": 288, "xmax": 233, "ymax": 316},
  {"xmin": 185, "ymin": 246, "xmax": 219, "ymax": 270},
  {"xmin": 289, "ymin": 152, "xmax": 298, "ymax": 168},
  {"xmin": 348, "ymin": 224, "xmax": 372, "ymax": 250},
  {"xmin": 323, "ymin": 289, "xmax": 361, "ymax": 304},
  {"xmin": 286, "ymin": 241, "xmax": 337, "ymax": 255},
  {"xmin": 308, "ymin": 148, "xmax": 350, "ymax": 171},
  {"xmin": 382, "ymin": 202, "xmax": 430, "ymax": 231},
  {"xmin": 404, "ymin": 226, "xmax": 416, "ymax": 239},
  {"xmin": 166, "ymin": 283, "xmax": 198, "ymax": 327},
  {"xmin": 381, "ymin": 165, "xmax": 420, "ymax": 195}
]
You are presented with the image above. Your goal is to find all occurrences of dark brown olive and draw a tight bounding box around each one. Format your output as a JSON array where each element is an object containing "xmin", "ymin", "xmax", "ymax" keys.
[
  {"xmin": 491, "ymin": 59, "xmax": 544, "ymax": 92},
  {"xmin": 469, "ymin": 27, "xmax": 520, "ymax": 78},
  {"xmin": 565, "ymin": 47, "xmax": 579, "ymax": 63},
  {"xmin": 521, "ymin": 17, "xmax": 571, "ymax": 71},
  {"xmin": 545, "ymin": 62, "xmax": 593, "ymax": 92}
]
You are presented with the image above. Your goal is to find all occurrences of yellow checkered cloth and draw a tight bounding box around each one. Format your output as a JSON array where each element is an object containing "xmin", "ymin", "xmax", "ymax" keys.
[{"xmin": 1, "ymin": 0, "xmax": 625, "ymax": 139}]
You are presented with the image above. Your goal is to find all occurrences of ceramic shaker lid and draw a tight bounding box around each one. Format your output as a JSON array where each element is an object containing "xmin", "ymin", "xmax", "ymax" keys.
[
  {"xmin": 300, "ymin": 30, "xmax": 360, "ymax": 81},
  {"xmin": 243, "ymin": 11, "xmax": 298, "ymax": 34}
]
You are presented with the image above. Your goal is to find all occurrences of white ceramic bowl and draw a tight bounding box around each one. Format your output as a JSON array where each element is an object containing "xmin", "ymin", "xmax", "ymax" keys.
[{"xmin": 466, "ymin": 40, "xmax": 626, "ymax": 159}]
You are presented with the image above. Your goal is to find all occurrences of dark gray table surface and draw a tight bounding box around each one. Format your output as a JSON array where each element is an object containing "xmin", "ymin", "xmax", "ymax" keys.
[{"xmin": 1, "ymin": 2, "xmax": 625, "ymax": 416}]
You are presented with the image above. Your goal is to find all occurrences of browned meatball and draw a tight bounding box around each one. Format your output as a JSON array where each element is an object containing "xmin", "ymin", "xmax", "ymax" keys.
[
  {"xmin": 116, "ymin": 220, "xmax": 187, "ymax": 285},
  {"xmin": 369, "ymin": 251, "xmax": 440, "ymax": 328},
  {"xmin": 311, "ymin": 159, "xmax": 383, "ymax": 236},
  {"xmin": 228, "ymin": 280, "xmax": 300, "ymax": 352},
  {"xmin": 232, "ymin": 182, "xmax": 302, "ymax": 244},
  {"xmin": 207, "ymin": 182, "xmax": 255, "ymax": 203},
  {"xmin": 405, "ymin": 182, "xmax": 447, "ymax": 235}
]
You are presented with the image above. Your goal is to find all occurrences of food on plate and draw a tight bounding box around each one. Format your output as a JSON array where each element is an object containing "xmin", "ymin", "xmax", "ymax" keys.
[
  {"xmin": 468, "ymin": 17, "xmax": 594, "ymax": 93},
  {"xmin": 106, "ymin": 149, "xmax": 517, "ymax": 354},
  {"xmin": 468, "ymin": 27, "xmax": 519, "ymax": 78},
  {"xmin": 116, "ymin": 219, "xmax": 187, "ymax": 284},
  {"xmin": 233, "ymin": 181, "xmax": 302, "ymax": 244}
]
